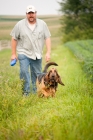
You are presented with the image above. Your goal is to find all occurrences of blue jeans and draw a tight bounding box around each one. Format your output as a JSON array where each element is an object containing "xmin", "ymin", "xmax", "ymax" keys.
[{"xmin": 18, "ymin": 54, "xmax": 42, "ymax": 94}]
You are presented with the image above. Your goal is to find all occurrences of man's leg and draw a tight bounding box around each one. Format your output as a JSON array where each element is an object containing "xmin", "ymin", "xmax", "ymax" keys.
[
  {"xmin": 18, "ymin": 54, "xmax": 30, "ymax": 95},
  {"xmin": 30, "ymin": 58, "xmax": 42, "ymax": 93}
]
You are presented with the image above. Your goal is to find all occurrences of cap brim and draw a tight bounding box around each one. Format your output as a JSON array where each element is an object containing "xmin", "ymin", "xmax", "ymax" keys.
[{"xmin": 26, "ymin": 10, "xmax": 35, "ymax": 13}]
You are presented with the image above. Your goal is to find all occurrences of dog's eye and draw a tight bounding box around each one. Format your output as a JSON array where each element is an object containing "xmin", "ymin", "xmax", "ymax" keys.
[
  {"xmin": 50, "ymin": 70, "xmax": 52, "ymax": 73},
  {"xmin": 54, "ymin": 70, "xmax": 57, "ymax": 73}
]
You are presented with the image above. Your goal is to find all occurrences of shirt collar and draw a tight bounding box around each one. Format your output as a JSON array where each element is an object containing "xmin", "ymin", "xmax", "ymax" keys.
[{"xmin": 25, "ymin": 18, "xmax": 38, "ymax": 26}]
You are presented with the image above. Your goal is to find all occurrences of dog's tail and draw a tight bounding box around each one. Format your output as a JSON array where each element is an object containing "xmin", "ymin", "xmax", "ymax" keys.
[{"xmin": 43, "ymin": 62, "xmax": 58, "ymax": 73}]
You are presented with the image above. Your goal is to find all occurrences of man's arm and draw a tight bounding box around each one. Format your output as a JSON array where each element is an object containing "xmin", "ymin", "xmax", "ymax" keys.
[
  {"xmin": 45, "ymin": 37, "xmax": 51, "ymax": 62},
  {"xmin": 11, "ymin": 37, "xmax": 17, "ymax": 60}
]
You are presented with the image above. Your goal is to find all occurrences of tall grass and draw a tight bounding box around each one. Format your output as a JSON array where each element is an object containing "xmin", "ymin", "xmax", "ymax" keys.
[
  {"xmin": 0, "ymin": 45, "xmax": 93, "ymax": 139},
  {"xmin": 0, "ymin": 15, "xmax": 93, "ymax": 140},
  {"xmin": 65, "ymin": 40, "xmax": 93, "ymax": 82}
]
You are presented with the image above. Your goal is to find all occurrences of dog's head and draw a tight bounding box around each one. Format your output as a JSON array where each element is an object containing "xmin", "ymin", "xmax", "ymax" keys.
[{"xmin": 44, "ymin": 68, "xmax": 65, "ymax": 86}]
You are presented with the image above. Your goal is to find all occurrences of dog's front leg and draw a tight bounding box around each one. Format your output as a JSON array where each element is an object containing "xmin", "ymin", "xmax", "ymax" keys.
[{"xmin": 41, "ymin": 88, "xmax": 50, "ymax": 98}]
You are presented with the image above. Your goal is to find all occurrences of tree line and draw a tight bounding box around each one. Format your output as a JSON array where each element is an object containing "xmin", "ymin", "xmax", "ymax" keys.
[{"xmin": 59, "ymin": 0, "xmax": 93, "ymax": 42}]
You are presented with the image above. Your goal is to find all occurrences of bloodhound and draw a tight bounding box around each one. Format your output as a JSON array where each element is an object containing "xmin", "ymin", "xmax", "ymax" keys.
[{"xmin": 36, "ymin": 62, "xmax": 65, "ymax": 97}]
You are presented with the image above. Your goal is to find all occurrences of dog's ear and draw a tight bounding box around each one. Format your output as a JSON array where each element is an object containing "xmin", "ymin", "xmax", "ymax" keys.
[
  {"xmin": 44, "ymin": 73, "xmax": 50, "ymax": 82},
  {"xmin": 57, "ymin": 76, "xmax": 65, "ymax": 86},
  {"xmin": 56, "ymin": 72, "xmax": 65, "ymax": 86}
]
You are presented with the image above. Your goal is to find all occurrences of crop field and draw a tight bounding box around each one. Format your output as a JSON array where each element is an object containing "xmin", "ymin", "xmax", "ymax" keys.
[
  {"xmin": 65, "ymin": 40, "xmax": 93, "ymax": 82},
  {"xmin": 0, "ymin": 15, "xmax": 93, "ymax": 140}
]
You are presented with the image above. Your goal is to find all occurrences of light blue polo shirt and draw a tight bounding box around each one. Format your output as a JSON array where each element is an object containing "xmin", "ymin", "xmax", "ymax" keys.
[{"xmin": 10, "ymin": 18, "xmax": 51, "ymax": 59}]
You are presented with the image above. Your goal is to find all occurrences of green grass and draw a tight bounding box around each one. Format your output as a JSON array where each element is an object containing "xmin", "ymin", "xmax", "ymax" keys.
[
  {"xmin": 0, "ymin": 15, "xmax": 93, "ymax": 140},
  {"xmin": 64, "ymin": 40, "xmax": 93, "ymax": 82},
  {"xmin": 0, "ymin": 45, "xmax": 93, "ymax": 140}
]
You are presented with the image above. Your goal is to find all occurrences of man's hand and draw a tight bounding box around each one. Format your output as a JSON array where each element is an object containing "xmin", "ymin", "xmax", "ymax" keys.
[
  {"xmin": 11, "ymin": 54, "xmax": 17, "ymax": 60},
  {"xmin": 45, "ymin": 52, "xmax": 50, "ymax": 62}
]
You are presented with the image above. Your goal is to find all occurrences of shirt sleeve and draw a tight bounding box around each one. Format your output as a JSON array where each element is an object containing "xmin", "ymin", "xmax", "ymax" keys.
[
  {"xmin": 43, "ymin": 22, "xmax": 51, "ymax": 39},
  {"xmin": 10, "ymin": 22, "xmax": 20, "ymax": 40}
]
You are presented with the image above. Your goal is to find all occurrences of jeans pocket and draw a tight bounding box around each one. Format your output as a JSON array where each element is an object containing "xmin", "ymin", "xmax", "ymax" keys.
[{"xmin": 18, "ymin": 54, "xmax": 27, "ymax": 60}]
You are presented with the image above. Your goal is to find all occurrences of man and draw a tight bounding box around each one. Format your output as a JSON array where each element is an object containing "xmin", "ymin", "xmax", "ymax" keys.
[{"xmin": 10, "ymin": 5, "xmax": 51, "ymax": 96}]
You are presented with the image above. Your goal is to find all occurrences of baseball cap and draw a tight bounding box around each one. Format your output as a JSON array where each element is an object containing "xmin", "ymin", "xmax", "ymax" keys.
[{"xmin": 26, "ymin": 5, "xmax": 36, "ymax": 13}]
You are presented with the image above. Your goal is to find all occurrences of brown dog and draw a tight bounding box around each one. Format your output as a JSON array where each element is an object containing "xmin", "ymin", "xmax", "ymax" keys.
[{"xmin": 36, "ymin": 62, "xmax": 64, "ymax": 97}]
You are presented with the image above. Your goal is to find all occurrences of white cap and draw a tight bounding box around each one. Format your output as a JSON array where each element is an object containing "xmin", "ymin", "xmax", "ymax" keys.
[{"xmin": 26, "ymin": 5, "xmax": 36, "ymax": 13}]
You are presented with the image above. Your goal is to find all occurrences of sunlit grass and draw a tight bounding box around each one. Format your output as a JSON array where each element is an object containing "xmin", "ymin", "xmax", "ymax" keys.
[
  {"xmin": 0, "ymin": 30, "xmax": 12, "ymax": 40},
  {"xmin": 0, "ymin": 22, "xmax": 17, "ymax": 30},
  {"xmin": 0, "ymin": 45, "xmax": 93, "ymax": 140},
  {"xmin": 0, "ymin": 15, "xmax": 93, "ymax": 140}
]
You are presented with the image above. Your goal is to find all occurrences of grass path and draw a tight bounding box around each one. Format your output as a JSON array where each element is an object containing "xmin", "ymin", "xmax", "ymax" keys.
[{"xmin": 0, "ymin": 45, "xmax": 93, "ymax": 140}]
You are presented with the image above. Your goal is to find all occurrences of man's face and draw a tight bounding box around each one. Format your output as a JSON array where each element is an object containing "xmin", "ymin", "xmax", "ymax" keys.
[{"xmin": 26, "ymin": 11, "xmax": 37, "ymax": 24}]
